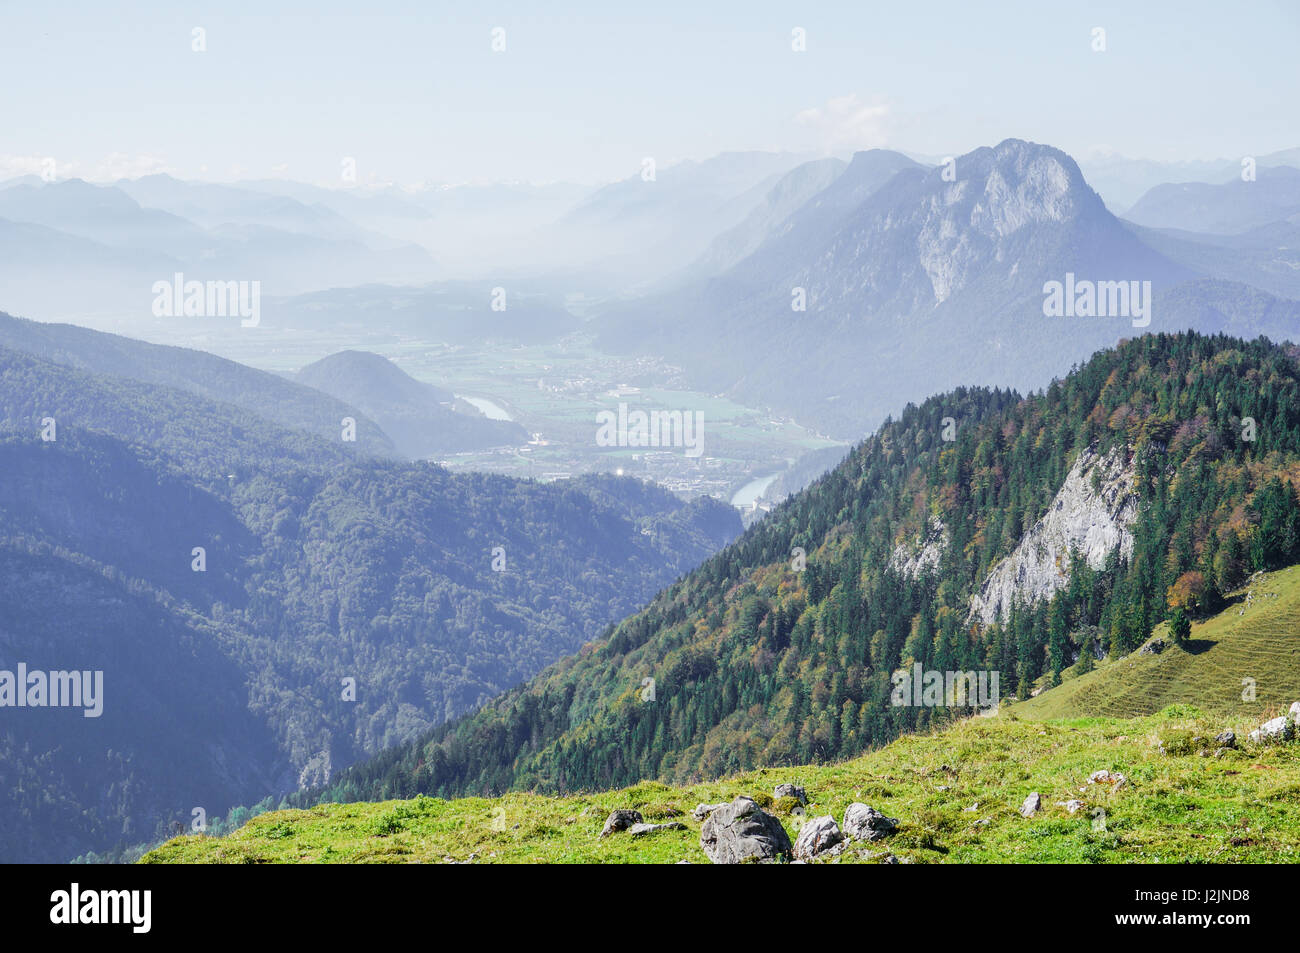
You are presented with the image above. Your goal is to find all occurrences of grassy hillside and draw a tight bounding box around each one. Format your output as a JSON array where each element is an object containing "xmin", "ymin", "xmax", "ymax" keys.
[
  {"xmin": 143, "ymin": 563, "xmax": 1300, "ymax": 864},
  {"xmin": 1017, "ymin": 565, "xmax": 1300, "ymax": 720},
  {"xmin": 140, "ymin": 704, "xmax": 1300, "ymax": 864}
]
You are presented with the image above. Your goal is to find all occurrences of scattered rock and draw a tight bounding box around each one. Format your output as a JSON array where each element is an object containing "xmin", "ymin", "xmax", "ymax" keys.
[
  {"xmin": 1215, "ymin": 730, "xmax": 1236, "ymax": 749},
  {"xmin": 773, "ymin": 783, "xmax": 807, "ymax": 804},
  {"xmin": 699, "ymin": 796, "xmax": 793, "ymax": 864},
  {"xmin": 962, "ymin": 802, "xmax": 979, "ymax": 812},
  {"xmin": 1019, "ymin": 792, "xmax": 1042, "ymax": 817},
  {"xmin": 599, "ymin": 809, "xmax": 643, "ymax": 838},
  {"xmin": 692, "ymin": 802, "xmax": 727, "ymax": 821},
  {"xmin": 1058, "ymin": 799, "xmax": 1084, "ymax": 814},
  {"xmin": 793, "ymin": 815, "xmax": 844, "ymax": 861},
  {"xmin": 842, "ymin": 802, "xmax": 900, "ymax": 841},
  {"xmin": 628, "ymin": 822, "xmax": 686, "ymax": 837},
  {"xmin": 1140, "ymin": 638, "xmax": 1167, "ymax": 655},
  {"xmin": 1089, "ymin": 769, "xmax": 1128, "ymax": 789},
  {"xmin": 1248, "ymin": 716, "xmax": 1294, "ymax": 744}
]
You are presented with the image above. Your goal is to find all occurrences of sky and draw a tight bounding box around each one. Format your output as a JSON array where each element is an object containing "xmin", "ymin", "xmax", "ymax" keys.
[{"xmin": 3, "ymin": 0, "xmax": 1298, "ymax": 187}]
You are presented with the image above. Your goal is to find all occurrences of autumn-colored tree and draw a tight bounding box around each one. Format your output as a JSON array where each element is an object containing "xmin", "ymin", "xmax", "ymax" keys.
[{"xmin": 1167, "ymin": 570, "xmax": 1208, "ymax": 616}]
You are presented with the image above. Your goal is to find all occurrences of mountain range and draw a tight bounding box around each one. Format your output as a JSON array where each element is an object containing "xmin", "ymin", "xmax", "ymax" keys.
[
  {"xmin": 595, "ymin": 139, "xmax": 1300, "ymax": 438},
  {"xmin": 8, "ymin": 134, "xmax": 1300, "ymax": 864},
  {"xmin": 0, "ymin": 320, "xmax": 741, "ymax": 862}
]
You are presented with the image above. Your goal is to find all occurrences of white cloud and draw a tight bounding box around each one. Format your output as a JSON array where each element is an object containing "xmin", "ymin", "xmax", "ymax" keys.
[
  {"xmin": 0, "ymin": 154, "xmax": 62, "ymax": 181},
  {"xmin": 93, "ymin": 153, "xmax": 172, "ymax": 180},
  {"xmin": 0, "ymin": 153, "xmax": 172, "ymax": 182},
  {"xmin": 794, "ymin": 93, "xmax": 893, "ymax": 153}
]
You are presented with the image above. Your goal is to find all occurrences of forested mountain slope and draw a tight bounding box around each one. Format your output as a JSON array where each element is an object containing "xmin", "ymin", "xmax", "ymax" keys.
[
  {"xmin": 0, "ymin": 339, "xmax": 741, "ymax": 862},
  {"xmin": 0, "ymin": 311, "xmax": 396, "ymax": 457},
  {"xmin": 321, "ymin": 332, "xmax": 1300, "ymax": 803},
  {"xmin": 295, "ymin": 350, "xmax": 528, "ymax": 457}
]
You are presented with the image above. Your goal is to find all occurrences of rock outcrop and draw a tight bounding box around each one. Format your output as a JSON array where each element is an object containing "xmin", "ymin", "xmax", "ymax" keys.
[
  {"xmin": 968, "ymin": 445, "xmax": 1138, "ymax": 625},
  {"xmin": 628, "ymin": 822, "xmax": 686, "ymax": 837},
  {"xmin": 1244, "ymin": 702, "xmax": 1300, "ymax": 744},
  {"xmin": 842, "ymin": 803, "xmax": 899, "ymax": 841},
  {"xmin": 889, "ymin": 517, "xmax": 949, "ymax": 580},
  {"xmin": 773, "ymin": 783, "xmax": 808, "ymax": 804},
  {"xmin": 692, "ymin": 802, "xmax": 727, "ymax": 821},
  {"xmin": 793, "ymin": 815, "xmax": 844, "ymax": 861},
  {"xmin": 699, "ymin": 796, "xmax": 793, "ymax": 864},
  {"xmin": 599, "ymin": 809, "xmax": 643, "ymax": 837}
]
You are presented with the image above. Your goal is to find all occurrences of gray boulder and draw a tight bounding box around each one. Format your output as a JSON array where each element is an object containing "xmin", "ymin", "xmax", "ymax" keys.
[
  {"xmin": 1248, "ymin": 715, "xmax": 1293, "ymax": 743},
  {"xmin": 773, "ymin": 783, "xmax": 807, "ymax": 804},
  {"xmin": 842, "ymin": 802, "xmax": 899, "ymax": 841},
  {"xmin": 628, "ymin": 821, "xmax": 686, "ymax": 837},
  {"xmin": 699, "ymin": 796, "xmax": 793, "ymax": 864},
  {"xmin": 1019, "ymin": 792, "xmax": 1042, "ymax": 817},
  {"xmin": 793, "ymin": 815, "xmax": 843, "ymax": 861},
  {"xmin": 692, "ymin": 802, "xmax": 727, "ymax": 821},
  {"xmin": 599, "ymin": 809, "xmax": 643, "ymax": 838},
  {"xmin": 1215, "ymin": 730, "xmax": 1236, "ymax": 749}
]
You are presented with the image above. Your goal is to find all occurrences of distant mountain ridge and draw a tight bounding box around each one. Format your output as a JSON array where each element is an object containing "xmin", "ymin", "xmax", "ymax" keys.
[
  {"xmin": 598, "ymin": 139, "xmax": 1300, "ymax": 438},
  {"xmin": 0, "ymin": 311, "xmax": 396, "ymax": 458},
  {"xmin": 1124, "ymin": 166, "xmax": 1300, "ymax": 234},
  {"xmin": 296, "ymin": 350, "xmax": 529, "ymax": 457}
]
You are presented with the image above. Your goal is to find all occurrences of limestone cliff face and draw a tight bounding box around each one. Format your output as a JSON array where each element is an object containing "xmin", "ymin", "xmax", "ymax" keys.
[
  {"xmin": 968, "ymin": 445, "xmax": 1138, "ymax": 626},
  {"xmin": 889, "ymin": 516, "xmax": 949, "ymax": 580}
]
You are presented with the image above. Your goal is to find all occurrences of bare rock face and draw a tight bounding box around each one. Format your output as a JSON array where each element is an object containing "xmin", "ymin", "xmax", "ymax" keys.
[
  {"xmin": 968, "ymin": 445, "xmax": 1138, "ymax": 626},
  {"xmin": 889, "ymin": 517, "xmax": 949, "ymax": 580},
  {"xmin": 699, "ymin": 796, "xmax": 793, "ymax": 864}
]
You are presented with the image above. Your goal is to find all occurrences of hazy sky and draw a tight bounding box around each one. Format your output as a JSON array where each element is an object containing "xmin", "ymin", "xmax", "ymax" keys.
[{"xmin": 4, "ymin": 0, "xmax": 1297, "ymax": 187}]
